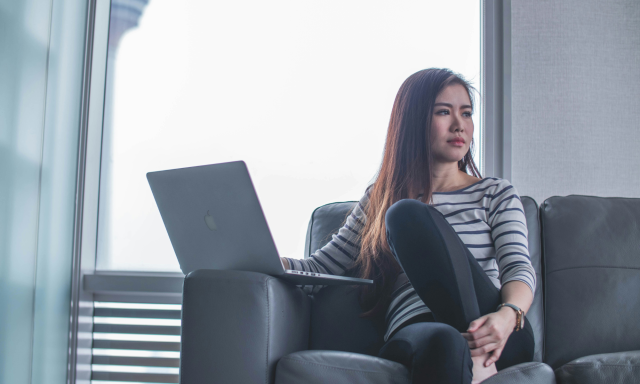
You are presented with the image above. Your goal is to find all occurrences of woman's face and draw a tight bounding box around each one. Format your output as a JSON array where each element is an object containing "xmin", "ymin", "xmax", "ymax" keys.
[{"xmin": 429, "ymin": 83, "xmax": 474, "ymax": 164}]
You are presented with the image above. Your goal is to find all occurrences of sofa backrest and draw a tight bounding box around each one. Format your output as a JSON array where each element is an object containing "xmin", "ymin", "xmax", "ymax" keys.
[
  {"xmin": 304, "ymin": 201, "xmax": 359, "ymax": 259},
  {"xmin": 541, "ymin": 195, "xmax": 640, "ymax": 369},
  {"xmin": 304, "ymin": 196, "xmax": 545, "ymax": 361},
  {"xmin": 522, "ymin": 196, "xmax": 545, "ymax": 362}
]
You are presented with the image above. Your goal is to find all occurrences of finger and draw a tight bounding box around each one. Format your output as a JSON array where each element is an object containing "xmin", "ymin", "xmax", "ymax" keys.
[
  {"xmin": 466, "ymin": 334, "xmax": 497, "ymax": 349},
  {"xmin": 469, "ymin": 343, "xmax": 499, "ymax": 357},
  {"xmin": 467, "ymin": 315, "xmax": 488, "ymax": 332},
  {"xmin": 462, "ymin": 328, "xmax": 495, "ymax": 339},
  {"xmin": 485, "ymin": 346, "xmax": 505, "ymax": 367},
  {"xmin": 460, "ymin": 332, "xmax": 474, "ymax": 341},
  {"xmin": 466, "ymin": 325, "xmax": 492, "ymax": 341}
]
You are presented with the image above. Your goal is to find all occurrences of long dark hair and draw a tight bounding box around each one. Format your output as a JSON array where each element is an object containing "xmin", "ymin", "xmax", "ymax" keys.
[{"xmin": 353, "ymin": 68, "xmax": 481, "ymax": 317}]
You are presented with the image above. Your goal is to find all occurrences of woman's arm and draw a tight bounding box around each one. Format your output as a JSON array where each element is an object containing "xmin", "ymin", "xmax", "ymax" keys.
[
  {"xmin": 499, "ymin": 280, "xmax": 533, "ymax": 322},
  {"xmin": 489, "ymin": 180, "xmax": 536, "ymax": 297},
  {"xmin": 282, "ymin": 190, "xmax": 370, "ymax": 276}
]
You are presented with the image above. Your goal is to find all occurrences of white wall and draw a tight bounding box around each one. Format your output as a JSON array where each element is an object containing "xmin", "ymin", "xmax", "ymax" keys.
[{"xmin": 510, "ymin": 0, "xmax": 640, "ymax": 204}]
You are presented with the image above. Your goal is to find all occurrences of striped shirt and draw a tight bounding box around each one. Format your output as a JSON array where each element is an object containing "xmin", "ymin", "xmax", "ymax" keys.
[{"xmin": 285, "ymin": 177, "xmax": 536, "ymax": 341}]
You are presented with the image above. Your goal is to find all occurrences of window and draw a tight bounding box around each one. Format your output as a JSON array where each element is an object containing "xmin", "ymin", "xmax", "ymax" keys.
[{"xmin": 96, "ymin": 0, "xmax": 481, "ymax": 272}]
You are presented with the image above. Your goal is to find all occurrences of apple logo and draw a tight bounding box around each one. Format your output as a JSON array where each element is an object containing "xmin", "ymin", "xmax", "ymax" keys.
[{"xmin": 204, "ymin": 210, "xmax": 217, "ymax": 231}]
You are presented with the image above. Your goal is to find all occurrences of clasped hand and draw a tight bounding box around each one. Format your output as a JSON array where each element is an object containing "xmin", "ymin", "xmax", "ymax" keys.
[{"xmin": 460, "ymin": 308, "xmax": 517, "ymax": 367}]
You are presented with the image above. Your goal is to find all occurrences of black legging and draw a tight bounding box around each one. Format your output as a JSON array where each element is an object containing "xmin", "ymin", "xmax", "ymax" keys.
[{"xmin": 378, "ymin": 199, "xmax": 534, "ymax": 384}]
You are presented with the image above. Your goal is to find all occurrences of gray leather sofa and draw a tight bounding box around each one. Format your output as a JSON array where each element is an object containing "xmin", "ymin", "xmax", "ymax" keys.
[{"xmin": 179, "ymin": 195, "xmax": 640, "ymax": 384}]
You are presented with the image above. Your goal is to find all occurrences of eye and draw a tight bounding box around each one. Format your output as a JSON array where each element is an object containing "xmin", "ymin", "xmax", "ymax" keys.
[
  {"xmin": 463, "ymin": 111, "xmax": 473, "ymax": 117},
  {"xmin": 436, "ymin": 109, "xmax": 450, "ymax": 115}
]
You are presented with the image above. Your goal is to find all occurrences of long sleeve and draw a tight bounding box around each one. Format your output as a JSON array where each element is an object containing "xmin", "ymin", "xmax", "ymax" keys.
[
  {"xmin": 488, "ymin": 180, "xmax": 537, "ymax": 296},
  {"xmin": 285, "ymin": 190, "xmax": 369, "ymax": 276}
]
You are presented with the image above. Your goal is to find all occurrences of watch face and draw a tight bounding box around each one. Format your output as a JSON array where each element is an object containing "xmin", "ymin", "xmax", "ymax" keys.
[{"xmin": 517, "ymin": 311, "xmax": 523, "ymax": 330}]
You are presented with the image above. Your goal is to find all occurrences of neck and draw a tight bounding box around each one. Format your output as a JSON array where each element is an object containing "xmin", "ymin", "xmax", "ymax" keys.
[{"xmin": 431, "ymin": 161, "xmax": 466, "ymax": 193}]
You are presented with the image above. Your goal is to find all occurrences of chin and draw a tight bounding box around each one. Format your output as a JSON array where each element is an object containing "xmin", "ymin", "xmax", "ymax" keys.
[
  {"xmin": 433, "ymin": 147, "xmax": 469, "ymax": 163},
  {"xmin": 435, "ymin": 157, "xmax": 464, "ymax": 165},
  {"xmin": 447, "ymin": 152, "xmax": 468, "ymax": 163}
]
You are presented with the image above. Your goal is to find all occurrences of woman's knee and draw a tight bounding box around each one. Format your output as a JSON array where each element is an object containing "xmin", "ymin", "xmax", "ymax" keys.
[{"xmin": 385, "ymin": 199, "xmax": 433, "ymax": 233}]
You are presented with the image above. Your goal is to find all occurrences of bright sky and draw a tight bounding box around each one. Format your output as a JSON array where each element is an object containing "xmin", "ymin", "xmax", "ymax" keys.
[{"xmin": 97, "ymin": 0, "xmax": 480, "ymax": 271}]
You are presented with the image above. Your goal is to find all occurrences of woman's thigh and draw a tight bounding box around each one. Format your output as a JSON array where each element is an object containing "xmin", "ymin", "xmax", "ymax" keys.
[{"xmin": 385, "ymin": 199, "xmax": 502, "ymax": 330}]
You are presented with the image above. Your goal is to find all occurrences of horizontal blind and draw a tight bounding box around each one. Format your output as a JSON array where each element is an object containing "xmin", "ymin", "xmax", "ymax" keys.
[{"xmin": 91, "ymin": 301, "xmax": 181, "ymax": 384}]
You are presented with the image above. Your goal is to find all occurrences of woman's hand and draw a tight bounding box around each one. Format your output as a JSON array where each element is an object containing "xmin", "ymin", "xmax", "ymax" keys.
[
  {"xmin": 280, "ymin": 257, "xmax": 290, "ymax": 270},
  {"xmin": 461, "ymin": 307, "xmax": 518, "ymax": 367}
]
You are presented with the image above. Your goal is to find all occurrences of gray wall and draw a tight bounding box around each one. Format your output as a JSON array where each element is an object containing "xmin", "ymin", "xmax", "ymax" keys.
[{"xmin": 510, "ymin": 0, "xmax": 640, "ymax": 204}]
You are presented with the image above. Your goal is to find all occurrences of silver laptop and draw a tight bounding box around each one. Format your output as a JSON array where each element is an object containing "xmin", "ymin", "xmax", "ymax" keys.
[{"xmin": 146, "ymin": 160, "xmax": 373, "ymax": 286}]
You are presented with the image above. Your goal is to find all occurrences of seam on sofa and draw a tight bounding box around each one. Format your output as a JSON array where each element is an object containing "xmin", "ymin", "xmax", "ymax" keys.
[
  {"xmin": 307, "ymin": 206, "xmax": 319, "ymax": 257},
  {"xmin": 559, "ymin": 363, "xmax": 640, "ymax": 368},
  {"xmin": 546, "ymin": 265, "xmax": 640, "ymax": 275},
  {"xmin": 485, "ymin": 363, "xmax": 545, "ymax": 382},
  {"xmin": 179, "ymin": 278, "xmax": 187, "ymax": 383},
  {"xmin": 540, "ymin": 201, "xmax": 548, "ymax": 364},
  {"xmin": 193, "ymin": 275, "xmax": 269, "ymax": 284},
  {"xmin": 265, "ymin": 277, "xmax": 271, "ymax": 384},
  {"xmin": 279, "ymin": 357, "xmax": 406, "ymax": 377},
  {"xmin": 529, "ymin": 197, "xmax": 545, "ymax": 364}
]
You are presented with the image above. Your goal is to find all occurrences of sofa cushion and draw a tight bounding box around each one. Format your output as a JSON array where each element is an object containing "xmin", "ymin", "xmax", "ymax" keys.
[
  {"xmin": 304, "ymin": 201, "xmax": 388, "ymax": 356},
  {"xmin": 554, "ymin": 350, "xmax": 640, "ymax": 384},
  {"xmin": 521, "ymin": 196, "xmax": 545, "ymax": 362},
  {"xmin": 484, "ymin": 362, "xmax": 556, "ymax": 384},
  {"xmin": 275, "ymin": 350, "xmax": 410, "ymax": 384},
  {"xmin": 541, "ymin": 196, "xmax": 640, "ymax": 369}
]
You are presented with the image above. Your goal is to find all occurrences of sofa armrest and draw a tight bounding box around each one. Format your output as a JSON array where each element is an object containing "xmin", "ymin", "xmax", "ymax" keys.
[
  {"xmin": 554, "ymin": 350, "xmax": 640, "ymax": 384},
  {"xmin": 483, "ymin": 362, "xmax": 556, "ymax": 384},
  {"xmin": 180, "ymin": 269, "xmax": 311, "ymax": 384}
]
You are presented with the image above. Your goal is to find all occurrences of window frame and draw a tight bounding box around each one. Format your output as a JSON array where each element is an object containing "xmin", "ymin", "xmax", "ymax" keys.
[{"xmin": 70, "ymin": 1, "xmax": 500, "ymax": 382}]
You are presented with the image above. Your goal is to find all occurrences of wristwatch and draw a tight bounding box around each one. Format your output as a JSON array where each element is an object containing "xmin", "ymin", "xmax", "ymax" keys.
[{"xmin": 496, "ymin": 303, "xmax": 524, "ymax": 332}]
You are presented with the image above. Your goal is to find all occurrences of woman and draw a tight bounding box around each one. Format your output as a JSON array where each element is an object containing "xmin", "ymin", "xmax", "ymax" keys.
[{"xmin": 281, "ymin": 68, "xmax": 535, "ymax": 383}]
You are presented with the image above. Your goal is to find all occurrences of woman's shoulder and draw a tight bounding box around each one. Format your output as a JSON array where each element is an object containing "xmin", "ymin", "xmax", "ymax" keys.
[
  {"xmin": 469, "ymin": 176, "xmax": 515, "ymax": 192},
  {"xmin": 483, "ymin": 177, "xmax": 525, "ymax": 209},
  {"xmin": 486, "ymin": 177, "xmax": 520, "ymax": 193},
  {"xmin": 439, "ymin": 175, "xmax": 499, "ymax": 195}
]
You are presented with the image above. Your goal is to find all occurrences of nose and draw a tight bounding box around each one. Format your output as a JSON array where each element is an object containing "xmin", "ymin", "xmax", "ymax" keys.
[{"xmin": 451, "ymin": 114, "xmax": 464, "ymax": 132}]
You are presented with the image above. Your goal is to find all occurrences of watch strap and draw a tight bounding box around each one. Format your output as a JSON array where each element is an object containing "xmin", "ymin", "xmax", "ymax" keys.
[{"xmin": 496, "ymin": 303, "xmax": 524, "ymax": 331}]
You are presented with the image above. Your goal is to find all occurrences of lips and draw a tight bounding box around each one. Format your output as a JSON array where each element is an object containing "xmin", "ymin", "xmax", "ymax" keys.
[{"xmin": 447, "ymin": 138, "xmax": 465, "ymax": 144}]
